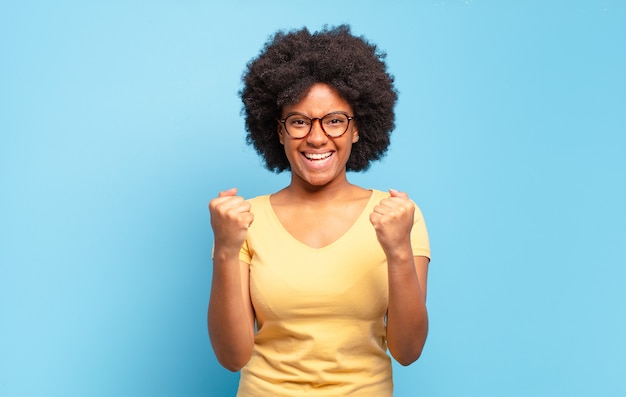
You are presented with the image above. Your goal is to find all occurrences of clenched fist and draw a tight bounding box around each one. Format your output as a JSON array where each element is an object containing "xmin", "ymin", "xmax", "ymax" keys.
[
  {"xmin": 209, "ymin": 188, "xmax": 254, "ymax": 252},
  {"xmin": 370, "ymin": 189, "xmax": 415, "ymax": 259}
]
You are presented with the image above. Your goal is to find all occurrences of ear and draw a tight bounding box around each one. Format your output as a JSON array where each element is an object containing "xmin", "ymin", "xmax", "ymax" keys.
[
  {"xmin": 278, "ymin": 121, "xmax": 285, "ymax": 145},
  {"xmin": 351, "ymin": 128, "xmax": 359, "ymax": 143}
]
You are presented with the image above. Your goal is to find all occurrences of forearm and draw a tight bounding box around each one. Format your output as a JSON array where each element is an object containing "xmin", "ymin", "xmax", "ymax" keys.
[
  {"xmin": 385, "ymin": 248, "xmax": 429, "ymax": 366},
  {"xmin": 208, "ymin": 248, "xmax": 255, "ymax": 371}
]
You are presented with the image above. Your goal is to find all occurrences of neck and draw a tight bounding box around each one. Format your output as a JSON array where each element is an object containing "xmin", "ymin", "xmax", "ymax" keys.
[{"xmin": 284, "ymin": 174, "xmax": 356, "ymax": 203}]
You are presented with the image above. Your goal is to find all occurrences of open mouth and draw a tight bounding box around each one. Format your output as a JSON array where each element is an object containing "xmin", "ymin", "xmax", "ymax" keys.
[{"xmin": 303, "ymin": 152, "xmax": 333, "ymax": 161}]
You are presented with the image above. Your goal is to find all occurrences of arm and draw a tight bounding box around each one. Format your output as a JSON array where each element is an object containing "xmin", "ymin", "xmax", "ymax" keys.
[
  {"xmin": 370, "ymin": 189, "xmax": 429, "ymax": 366},
  {"xmin": 386, "ymin": 255, "xmax": 429, "ymax": 366},
  {"xmin": 207, "ymin": 188, "xmax": 256, "ymax": 371}
]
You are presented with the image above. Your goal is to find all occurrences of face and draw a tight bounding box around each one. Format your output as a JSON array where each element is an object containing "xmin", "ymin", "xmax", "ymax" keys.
[{"xmin": 278, "ymin": 83, "xmax": 359, "ymax": 190}]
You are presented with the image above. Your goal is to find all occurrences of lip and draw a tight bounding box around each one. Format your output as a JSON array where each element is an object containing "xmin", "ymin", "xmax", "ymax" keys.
[
  {"xmin": 302, "ymin": 150, "xmax": 333, "ymax": 160},
  {"xmin": 300, "ymin": 151, "xmax": 334, "ymax": 169}
]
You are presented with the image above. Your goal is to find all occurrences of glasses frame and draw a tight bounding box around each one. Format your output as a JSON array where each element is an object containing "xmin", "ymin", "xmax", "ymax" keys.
[{"xmin": 278, "ymin": 112, "xmax": 355, "ymax": 139}]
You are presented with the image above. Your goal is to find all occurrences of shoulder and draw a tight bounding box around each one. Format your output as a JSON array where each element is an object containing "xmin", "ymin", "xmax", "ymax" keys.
[
  {"xmin": 246, "ymin": 194, "xmax": 271, "ymax": 207},
  {"xmin": 369, "ymin": 189, "xmax": 390, "ymax": 200},
  {"xmin": 242, "ymin": 195, "xmax": 273, "ymax": 225}
]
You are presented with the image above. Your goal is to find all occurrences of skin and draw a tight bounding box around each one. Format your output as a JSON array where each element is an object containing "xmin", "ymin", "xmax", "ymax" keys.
[{"xmin": 208, "ymin": 83, "xmax": 429, "ymax": 371}]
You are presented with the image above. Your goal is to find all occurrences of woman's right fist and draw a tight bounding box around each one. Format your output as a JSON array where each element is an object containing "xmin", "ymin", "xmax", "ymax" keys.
[{"xmin": 209, "ymin": 188, "xmax": 254, "ymax": 250}]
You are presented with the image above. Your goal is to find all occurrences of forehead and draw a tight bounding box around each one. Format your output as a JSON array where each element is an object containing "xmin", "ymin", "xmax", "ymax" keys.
[{"xmin": 282, "ymin": 83, "xmax": 353, "ymax": 116}]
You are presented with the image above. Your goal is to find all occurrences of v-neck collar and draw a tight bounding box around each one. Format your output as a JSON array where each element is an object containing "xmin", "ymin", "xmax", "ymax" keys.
[{"xmin": 265, "ymin": 189, "xmax": 375, "ymax": 252}]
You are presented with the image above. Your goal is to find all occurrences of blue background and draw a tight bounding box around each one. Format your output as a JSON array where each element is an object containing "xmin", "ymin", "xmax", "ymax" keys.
[{"xmin": 1, "ymin": 1, "xmax": 625, "ymax": 396}]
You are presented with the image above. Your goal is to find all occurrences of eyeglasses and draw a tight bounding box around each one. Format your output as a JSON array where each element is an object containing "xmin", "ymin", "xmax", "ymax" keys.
[{"xmin": 278, "ymin": 112, "xmax": 354, "ymax": 139}]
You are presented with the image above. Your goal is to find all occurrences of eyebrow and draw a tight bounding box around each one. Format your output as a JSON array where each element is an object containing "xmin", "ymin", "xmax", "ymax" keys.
[{"xmin": 282, "ymin": 111, "xmax": 350, "ymax": 118}]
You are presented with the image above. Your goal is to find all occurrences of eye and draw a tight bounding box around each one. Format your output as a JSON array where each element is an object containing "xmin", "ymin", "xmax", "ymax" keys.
[
  {"xmin": 327, "ymin": 118, "xmax": 345, "ymax": 125},
  {"xmin": 323, "ymin": 113, "xmax": 348, "ymax": 126},
  {"xmin": 287, "ymin": 116, "xmax": 310, "ymax": 128}
]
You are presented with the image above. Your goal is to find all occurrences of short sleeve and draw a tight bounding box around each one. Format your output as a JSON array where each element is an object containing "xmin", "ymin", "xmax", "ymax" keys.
[
  {"xmin": 239, "ymin": 239, "xmax": 252, "ymax": 264},
  {"xmin": 411, "ymin": 202, "xmax": 431, "ymax": 259}
]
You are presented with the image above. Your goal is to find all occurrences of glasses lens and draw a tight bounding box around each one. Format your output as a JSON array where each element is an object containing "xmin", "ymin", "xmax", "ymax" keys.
[
  {"xmin": 285, "ymin": 115, "xmax": 312, "ymax": 138},
  {"xmin": 321, "ymin": 113, "xmax": 349, "ymax": 137}
]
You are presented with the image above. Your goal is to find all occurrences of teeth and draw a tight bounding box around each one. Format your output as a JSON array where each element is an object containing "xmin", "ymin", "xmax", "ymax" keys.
[{"xmin": 304, "ymin": 152, "xmax": 332, "ymax": 160}]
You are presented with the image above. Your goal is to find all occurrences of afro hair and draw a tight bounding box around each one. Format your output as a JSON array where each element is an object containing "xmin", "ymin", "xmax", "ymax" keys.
[{"xmin": 240, "ymin": 24, "xmax": 398, "ymax": 172}]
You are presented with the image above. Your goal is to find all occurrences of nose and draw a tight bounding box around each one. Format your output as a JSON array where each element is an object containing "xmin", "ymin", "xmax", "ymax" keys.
[{"xmin": 306, "ymin": 118, "xmax": 328, "ymax": 145}]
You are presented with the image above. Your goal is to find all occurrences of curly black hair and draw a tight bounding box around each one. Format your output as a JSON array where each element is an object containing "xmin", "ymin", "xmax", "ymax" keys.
[{"xmin": 240, "ymin": 24, "xmax": 398, "ymax": 173}]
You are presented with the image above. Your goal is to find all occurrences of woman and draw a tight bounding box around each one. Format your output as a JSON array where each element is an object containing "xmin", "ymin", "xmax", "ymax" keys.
[{"xmin": 208, "ymin": 25, "xmax": 430, "ymax": 396}]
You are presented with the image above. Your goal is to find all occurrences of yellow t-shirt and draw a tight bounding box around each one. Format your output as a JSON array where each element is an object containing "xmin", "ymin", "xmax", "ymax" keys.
[{"xmin": 237, "ymin": 189, "xmax": 430, "ymax": 397}]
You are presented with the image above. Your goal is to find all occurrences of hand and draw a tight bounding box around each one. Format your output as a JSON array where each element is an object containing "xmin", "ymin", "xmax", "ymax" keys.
[
  {"xmin": 209, "ymin": 188, "xmax": 254, "ymax": 252},
  {"xmin": 370, "ymin": 189, "xmax": 415, "ymax": 259}
]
